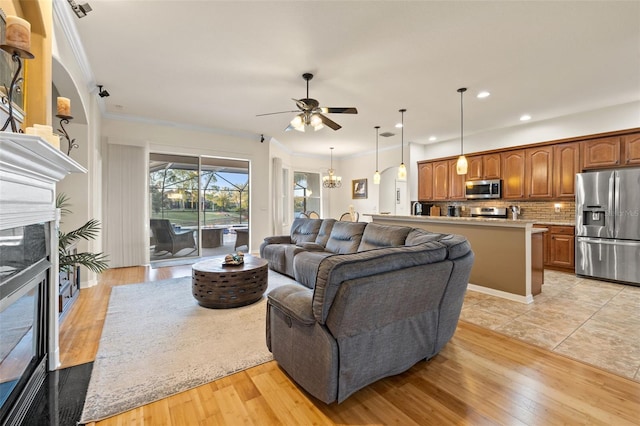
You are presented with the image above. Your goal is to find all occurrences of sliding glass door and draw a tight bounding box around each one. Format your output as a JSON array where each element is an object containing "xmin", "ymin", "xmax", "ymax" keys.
[{"xmin": 149, "ymin": 154, "xmax": 249, "ymax": 262}]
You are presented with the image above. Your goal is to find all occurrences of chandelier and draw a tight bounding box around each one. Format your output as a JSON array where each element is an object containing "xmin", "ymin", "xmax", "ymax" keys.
[{"xmin": 322, "ymin": 147, "xmax": 342, "ymax": 188}]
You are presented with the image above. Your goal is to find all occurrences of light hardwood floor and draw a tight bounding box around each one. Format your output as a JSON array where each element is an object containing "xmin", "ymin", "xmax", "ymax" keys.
[{"xmin": 61, "ymin": 266, "xmax": 640, "ymax": 426}]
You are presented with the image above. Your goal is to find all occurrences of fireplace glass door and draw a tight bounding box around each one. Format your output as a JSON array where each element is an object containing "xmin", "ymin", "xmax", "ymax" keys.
[{"xmin": 0, "ymin": 224, "xmax": 49, "ymax": 424}]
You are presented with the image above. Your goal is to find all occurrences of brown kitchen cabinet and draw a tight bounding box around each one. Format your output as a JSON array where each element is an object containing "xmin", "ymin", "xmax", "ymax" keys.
[
  {"xmin": 553, "ymin": 142, "xmax": 580, "ymax": 198},
  {"xmin": 582, "ymin": 136, "xmax": 621, "ymax": 169},
  {"xmin": 623, "ymin": 133, "xmax": 640, "ymax": 166},
  {"xmin": 525, "ymin": 146, "xmax": 554, "ymax": 198},
  {"xmin": 448, "ymin": 159, "xmax": 466, "ymax": 200},
  {"xmin": 534, "ymin": 224, "xmax": 575, "ymax": 273},
  {"xmin": 501, "ymin": 150, "xmax": 526, "ymax": 199},
  {"xmin": 432, "ymin": 160, "xmax": 449, "ymax": 200},
  {"xmin": 467, "ymin": 153, "xmax": 501, "ymax": 181},
  {"xmin": 417, "ymin": 162, "xmax": 433, "ymax": 201}
]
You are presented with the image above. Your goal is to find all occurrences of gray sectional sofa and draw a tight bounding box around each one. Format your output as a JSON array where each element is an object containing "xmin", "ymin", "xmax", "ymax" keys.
[{"xmin": 260, "ymin": 217, "xmax": 474, "ymax": 404}]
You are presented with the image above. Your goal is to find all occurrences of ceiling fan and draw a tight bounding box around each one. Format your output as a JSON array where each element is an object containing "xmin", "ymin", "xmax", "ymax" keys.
[{"xmin": 257, "ymin": 73, "xmax": 358, "ymax": 132}]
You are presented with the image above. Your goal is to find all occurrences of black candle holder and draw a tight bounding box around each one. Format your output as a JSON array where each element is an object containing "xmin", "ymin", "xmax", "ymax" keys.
[
  {"xmin": 56, "ymin": 114, "xmax": 77, "ymax": 155},
  {"xmin": 0, "ymin": 44, "xmax": 33, "ymax": 133}
]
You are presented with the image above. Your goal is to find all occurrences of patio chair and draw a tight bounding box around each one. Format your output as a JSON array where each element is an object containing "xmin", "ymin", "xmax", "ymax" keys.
[
  {"xmin": 150, "ymin": 219, "xmax": 196, "ymax": 255},
  {"xmin": 234, "ymin": 228, "xmax": 249, "ymax": 251}
]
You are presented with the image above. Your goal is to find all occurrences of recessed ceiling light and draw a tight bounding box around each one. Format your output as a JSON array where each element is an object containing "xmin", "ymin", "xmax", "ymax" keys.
[
  {"xmin": 477, "ymin": 91, "xmax": 490, "ymax": 99},
  {"xmin": 429, "ymin": 136, "xmax": 437, "ymax": 142},
  {"xmin": 395, "ymin": 123, "xmax": 403, "ymax": 128},
  {"xmin": 520, "ymin": 114, "xmax": 532, "ymax": 121}
]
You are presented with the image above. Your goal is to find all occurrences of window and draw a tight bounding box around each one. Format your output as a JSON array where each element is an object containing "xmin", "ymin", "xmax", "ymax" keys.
[
  {"xmin": 149, "ymin": 153, "xmax": 249, "ymax": 261},
  {"xmin": 293, "ymin": 171, "xmax": 320, "ymax": 217}
]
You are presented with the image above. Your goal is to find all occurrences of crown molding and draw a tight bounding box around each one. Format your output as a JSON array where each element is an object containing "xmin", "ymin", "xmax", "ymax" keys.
[{"xmin": 52, "ymin": 0, "xmax": 96, "ymax": 93}]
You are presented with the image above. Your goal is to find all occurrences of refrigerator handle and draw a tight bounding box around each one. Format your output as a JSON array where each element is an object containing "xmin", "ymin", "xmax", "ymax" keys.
[{"xmin": 610, "ymin": 173, "xmax": 617, "ymax": 237}]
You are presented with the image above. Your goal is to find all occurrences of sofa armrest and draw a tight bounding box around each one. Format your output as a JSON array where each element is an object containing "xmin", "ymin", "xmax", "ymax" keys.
[
  {"xmin": 267, "ymin": 285, "xmax": 315, "ymax": 326},
  {"xmin": 263, "ymin": 235, "xmax": 293, "ymax": 245},
  {"xmin": 296, "ymin": 242, "xmax": 326, "ymax": 251}
]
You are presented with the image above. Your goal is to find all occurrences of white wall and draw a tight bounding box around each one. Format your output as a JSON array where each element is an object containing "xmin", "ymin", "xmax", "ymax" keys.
[
  {"xmin": 101, "ymin": 118, "xmax": 269, "ymax": 257},
  {"xmin": 421, "ymin": 101, "xmax": 640, "ymax": 160},
  {"xmin": 53, "ymin": 7, "xmax": 103, "ymax": 287}
]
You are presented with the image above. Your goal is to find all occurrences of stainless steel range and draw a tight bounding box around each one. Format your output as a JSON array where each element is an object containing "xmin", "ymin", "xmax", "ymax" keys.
[{"xmin": 470, "ymin": 207, "xmax": 508, "ymax": 219}]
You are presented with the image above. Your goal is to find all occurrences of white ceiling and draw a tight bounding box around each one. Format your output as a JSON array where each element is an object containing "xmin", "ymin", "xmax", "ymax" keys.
[{"xmin": 69, "ymin": 1, "xmax": 640, "ymax": 158}]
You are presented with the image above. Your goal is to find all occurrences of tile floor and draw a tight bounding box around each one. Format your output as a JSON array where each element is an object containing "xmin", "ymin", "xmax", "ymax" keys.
[{"xmin": 460, "ymin": 270, "xmax": 640, "ymax": 382}]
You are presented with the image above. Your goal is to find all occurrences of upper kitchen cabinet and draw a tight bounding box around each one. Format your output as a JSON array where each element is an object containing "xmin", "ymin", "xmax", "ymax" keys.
[
  {"xmin": 623, "ymin": 133, "xmax": 640, "ymax": 166},
  {"xmin": 553, "ymin": 142, "xmax": 580, "ymax": 198},
  {"xmin": 582, "ymin": 136, "xmax": 621, "ymax": 169},
  {"xmin": 432, "ymin": 160, "xmax": 449, "ymax": 200},
  {"xmin": 417, "ymin": 162, "xmax": 433, "ymax": 201},
  {"xmin": 525, "ymin": 146, "xmax": 554, "ymax": 199},
  {"xmin": 448, "ymin": 159, "xmax": 466, "ymax": 200},
  {"xmin": 501, "ymin": 150, "xmax": 526, "ymax": 199},
  {"xmin": 466, "ymin": 153, "xmax": 501, "ymax": 181},
  {"xmin": 466, "ymin": 156, "xmax": 483, "ymax": 180}
]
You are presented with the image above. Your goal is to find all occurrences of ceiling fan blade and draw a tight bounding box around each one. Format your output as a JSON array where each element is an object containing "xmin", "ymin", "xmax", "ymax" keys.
[
  {"xmin": 318, "ymin": 114, "xmax": 342, "ymax": 131},
  {"xmin": 256, "ymin": 110, "xmax": 299, "ymax": 117},
  {"xmin": 321, "ymin": 107, "xmax": 358, "ymax": 114}
]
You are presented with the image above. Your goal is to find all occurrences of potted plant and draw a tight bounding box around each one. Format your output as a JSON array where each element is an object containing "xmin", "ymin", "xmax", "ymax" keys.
[{"xmin": 56, "ymin": 193, "xmax": 109, "ymax": 274}]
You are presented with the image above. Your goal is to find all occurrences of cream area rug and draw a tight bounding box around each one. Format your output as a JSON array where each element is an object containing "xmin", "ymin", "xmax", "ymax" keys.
[{"xmin": 80, "ymin": 269, "xmax": 298, "ymax": 424}]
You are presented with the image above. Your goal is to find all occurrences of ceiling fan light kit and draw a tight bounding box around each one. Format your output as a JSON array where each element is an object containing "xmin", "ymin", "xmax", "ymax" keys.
[{"xmin": 259, "ymin": 73, "xmax": 358, "ymax": 132}]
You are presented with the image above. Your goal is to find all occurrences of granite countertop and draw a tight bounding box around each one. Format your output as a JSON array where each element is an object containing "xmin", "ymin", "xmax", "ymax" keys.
[
  {"xmin": 367, "ymin": 213, "xmax": 575, "ymax": 227},
  {"xmin": 532, "ymin": 220, "xmax": 575, "ymax": 226},
  {"xmin": 368, "ymin": 214, "xmax": 540, "ymax": 229}
]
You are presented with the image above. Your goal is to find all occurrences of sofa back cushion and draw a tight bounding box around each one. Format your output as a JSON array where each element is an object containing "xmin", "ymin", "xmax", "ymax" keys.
[
  {"xmin": 357, "ymin": 223, "xmax": 411, "ymax": 251},
  {"xmin": 290, "ymin": 218, "xmax": 323, "ymax": 244},
  {"xmin": 325, "ymin": 222, "xmax": 367, "ymax": 254},
  {"xmin": 405, "ymin": 228, "xmax": 445, "ymax": 246},
  {"xmin": 315, "ymin": 219, "xmax": 337, "ymax": 246}
]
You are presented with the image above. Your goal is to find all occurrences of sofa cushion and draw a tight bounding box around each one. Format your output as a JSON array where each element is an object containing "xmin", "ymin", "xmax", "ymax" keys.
[
  {"xmin": 325, "ymin": 222, "xmax": 367, "ymax": 254},
  {"xmin": 437, "ymin": 234, "xmax": 473, "ymax": 260},
  {"xmin": 357, "ymin": 223, "xmax": 411, "ymax": 251},
  {"xmin": 290, "ymin": 218, "xmax": 323, "ymax": 244},
  {"xmin": 315, "ymin": 219, "xmax": 336, "ymax": 246},
  {"xmin": 312, "ymin": 242, "xmax": 448, "ymax": 323},
  {"xmin": 404, "ymin": 228, "xmax": 445, "ymax": 246}
]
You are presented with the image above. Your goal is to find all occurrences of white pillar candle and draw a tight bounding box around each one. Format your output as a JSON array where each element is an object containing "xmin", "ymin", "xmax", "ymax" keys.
[
  {"xmin": 5, "ymin": 16, "xmax": 31, "ymax": 52},
  {"xmin": 57, "ymin": 97, "xmax": 71, "ymax": 116},
  {"xmin": 49, "ymin": 134, "xmax": 60, "ymax": 150}
]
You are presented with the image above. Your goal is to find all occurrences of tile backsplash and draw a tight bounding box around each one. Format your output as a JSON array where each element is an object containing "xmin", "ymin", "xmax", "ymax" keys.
[{"xmin": 430, "ymin": 200, "xmax": 576, "ymax": 223}]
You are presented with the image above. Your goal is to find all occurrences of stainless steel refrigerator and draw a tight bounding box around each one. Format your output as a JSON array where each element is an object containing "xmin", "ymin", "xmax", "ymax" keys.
[{"xmin": 576, "ymin": 168, "xmax": 640, "ymax": 285}]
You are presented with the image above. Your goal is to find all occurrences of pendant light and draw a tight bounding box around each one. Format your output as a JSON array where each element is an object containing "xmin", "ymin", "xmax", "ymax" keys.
[
  {"xmin": 397, "ymin": 109, "xmax": 407, "ymax": 180},
  {"xmin": 456, "ymin": 87, "xmax": 468, "ymax": 175},
  {"xmin": 322, "ymin": 147, "xmax": 342, "ymax": 188},
  {"xmin": 373, "ymin": 126, "xmax": 381, "ymax": 185}
]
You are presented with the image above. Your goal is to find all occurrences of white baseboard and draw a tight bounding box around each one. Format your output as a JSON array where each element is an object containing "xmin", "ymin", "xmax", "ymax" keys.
[{"xmin": 467, "ymin": 283, "xmax": 534, "ymax": 304}]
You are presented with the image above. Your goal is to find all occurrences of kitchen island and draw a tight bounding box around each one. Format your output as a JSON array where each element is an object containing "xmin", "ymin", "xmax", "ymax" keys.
[{"xmin": 367, "ymin": 214, "xmax": 546, "ymax": 303}]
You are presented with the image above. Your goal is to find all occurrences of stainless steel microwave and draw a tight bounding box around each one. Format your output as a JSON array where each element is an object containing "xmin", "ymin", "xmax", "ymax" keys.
[{"xmin": 465, "ymin": 179, "xmax": 502, "ymax": 199}]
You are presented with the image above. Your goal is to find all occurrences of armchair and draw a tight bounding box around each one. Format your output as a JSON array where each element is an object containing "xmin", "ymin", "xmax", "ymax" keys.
[{"xmin": 150, "ymin": 219, "xmax": 196, "ymax": 255}]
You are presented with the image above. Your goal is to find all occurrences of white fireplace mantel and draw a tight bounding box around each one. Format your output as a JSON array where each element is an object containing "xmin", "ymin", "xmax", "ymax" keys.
[{"xmin": 0, "ymin": 131, "xmax": 87, "ymax": 370}]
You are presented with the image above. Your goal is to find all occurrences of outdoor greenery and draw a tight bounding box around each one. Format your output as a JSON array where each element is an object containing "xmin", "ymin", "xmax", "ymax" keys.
[
  {"xmin": 149, "ymin": 167, "xmax": 249, "ymax": 227},
  {"xmin": 57, "ymin": 193, "xmax": 109, "ymax": 273}
]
